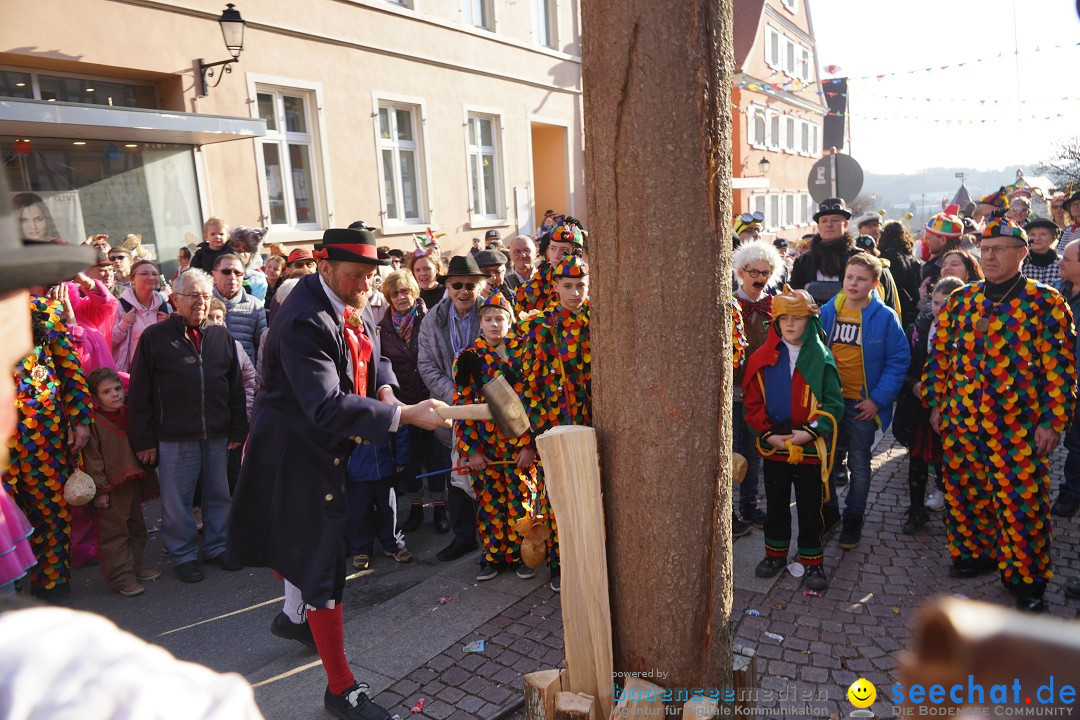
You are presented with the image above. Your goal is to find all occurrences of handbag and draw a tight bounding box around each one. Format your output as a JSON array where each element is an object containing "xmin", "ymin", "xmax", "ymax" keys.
[{"xmin": 63, "ymin": 461, "xmax": 97, "ymax": 507}]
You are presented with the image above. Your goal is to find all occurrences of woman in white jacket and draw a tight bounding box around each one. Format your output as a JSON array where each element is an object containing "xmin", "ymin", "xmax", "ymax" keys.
[{"xmin": 111, "ymin": 259, "xmax": 170, "ymax": 373}]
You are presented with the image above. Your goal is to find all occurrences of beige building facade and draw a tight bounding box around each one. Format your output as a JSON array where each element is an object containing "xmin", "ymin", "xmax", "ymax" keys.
[{"xmin": 1, "ymin": 0, "xmax": 584, "ymax": 274}]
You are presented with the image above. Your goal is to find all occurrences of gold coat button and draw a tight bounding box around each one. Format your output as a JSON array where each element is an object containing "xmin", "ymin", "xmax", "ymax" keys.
[
  {"xmin": 333, "ymin": 458, "xmax": 340, "ymax": 466},
  {"xmin": 325, "ymin": 493, "xmax": 333, "ymax": 501},
  {"xmin": 354, "ymin": 436, "xmax": 363, "ymax": 444}
]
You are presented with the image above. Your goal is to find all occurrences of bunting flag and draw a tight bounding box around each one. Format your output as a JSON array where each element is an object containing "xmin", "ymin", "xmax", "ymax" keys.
[{"xmin": 818, "ymin": 41, "xmax": 1079, "ymax": 82}]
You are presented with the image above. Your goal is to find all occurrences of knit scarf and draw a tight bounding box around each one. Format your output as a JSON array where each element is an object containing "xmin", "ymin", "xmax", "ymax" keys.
[{"xmin": 392, "ymin": 305, "xmax": 418, "ymax": 342}]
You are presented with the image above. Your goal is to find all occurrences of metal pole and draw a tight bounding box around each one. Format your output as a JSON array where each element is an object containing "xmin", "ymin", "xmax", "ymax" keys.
[{"xmin": 829, "ymin": 146, "xmax": 838, "ymax": 198}]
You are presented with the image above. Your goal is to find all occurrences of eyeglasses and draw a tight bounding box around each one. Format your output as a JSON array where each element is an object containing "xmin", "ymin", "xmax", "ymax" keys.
[
  {"xmin": 216, "ymin": 269, "xmax": 244, "ymax": 276},
  {"xmin": 390, "ymin": 288, "xmax": 413, "ymax": 297},
  {"xmin": 742, "ymin": 268, "xmax": 771, "ymax": 279},
  {"xmin": 980, "ymin": 243, "xmax": 1026, "ymax": 256},
  {"xmin": 178, "ymin": 293, "xmax": 212, "ymax": 304},
  {"xmin": 1052, "ymin": 205, "xmax": 1064, "ymax": 210},
  {"xmin": 449, "ymin": 282, "xmax": 478, "ymax": 291},
  {"xmin": 108, "ymin": 256, "xmax": 126, "ymax": 262},
  {"xmin": 739, "ymin": 211, "xmax": 765, "ymax": 224},
  {"xmin": 290, "ymin": 260, "xmax": 316, "ymax": 268}
]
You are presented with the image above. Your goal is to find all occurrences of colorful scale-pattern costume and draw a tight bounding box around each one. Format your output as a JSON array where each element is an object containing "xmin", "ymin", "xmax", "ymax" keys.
[
  {"xmin": 3, "ymin": 296, "xmax": 93, "ymax": 594},
  {"xmin": 513, "ymin": 261, "xmax": 558, "ymax": 318},
  {"xmin": 731, "ymin": 298, "xmax": 747, "ymax": 371},
  {"xmin": 923, "ymin": 279, "xmax": 1075, "ymax": 588},
  {"xmin": 512, "ymin": 301, "xmax": 593, "ymax": 570},
  {"xmin": 453, "ymin": 338, "xmax": 536, "ymax": 566}
]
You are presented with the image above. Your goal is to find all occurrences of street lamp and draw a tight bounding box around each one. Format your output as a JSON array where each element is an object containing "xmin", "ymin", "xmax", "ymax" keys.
[
  {"xmin": 758, "ymin": 157, "xmax": 771, "ymax": 176},
  {"xmin": 198, "ymin": 4, "xmax": 246, "ymax": 97}
]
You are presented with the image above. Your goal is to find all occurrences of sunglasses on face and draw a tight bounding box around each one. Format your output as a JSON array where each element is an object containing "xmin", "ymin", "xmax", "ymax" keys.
[
  {"xmin": 739, "ymin": 211, "xmax": 765, "ymax": 224},
  {"xmin": 1052, "ymin": 205, "xmax": 1064, "ymax": 210},
  {"xmin": 216, "ymin": 269, "xmax": 244, "ymax": 277},
  {"xmin": 450, "ymin": 282, "xmax": 478, "ymax": 291}
]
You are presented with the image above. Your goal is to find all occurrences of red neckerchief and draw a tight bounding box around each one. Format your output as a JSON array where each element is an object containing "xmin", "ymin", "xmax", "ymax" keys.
[
  {"xmin": 343, "ymin": 307, "xmax": 373, "ymax": 396},
  {"xmin": 186, "ymin": 325, "xmax": 203, "ymax": 352}
]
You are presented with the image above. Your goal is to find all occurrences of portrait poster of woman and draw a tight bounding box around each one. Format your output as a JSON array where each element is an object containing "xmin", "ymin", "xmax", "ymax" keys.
[{"xmin": 11, "ymin": 191, "xmax": 87, "ymax": 245}]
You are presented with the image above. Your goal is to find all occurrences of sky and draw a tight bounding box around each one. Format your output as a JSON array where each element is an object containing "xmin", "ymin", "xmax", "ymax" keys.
[{"xmin": 809, "ymin": 0, "xmax": 1080, "ymax": 175}]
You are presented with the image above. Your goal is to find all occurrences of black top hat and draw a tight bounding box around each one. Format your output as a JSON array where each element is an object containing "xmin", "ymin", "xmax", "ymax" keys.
[
  {"xmin": 437, "ymin": 254, "xmax": 487, "ymax": 282},
  {"xmin": 812, "ymin": 197, "xmax": 853, "ymax": 222},
  {"xmin": 313, "ymin": 228, "xmax": 389, "ymax": 265},
  {"xmin": 1, "ymin": 180, "xmax": 95, "ymax": 293},
  {"xmin": 474, "ymin": 249, "xmax": 508, "ymax": 268},
  {"xmin": 1024, "ymin": 217, "xmax": 1062, "ymax": 237}
]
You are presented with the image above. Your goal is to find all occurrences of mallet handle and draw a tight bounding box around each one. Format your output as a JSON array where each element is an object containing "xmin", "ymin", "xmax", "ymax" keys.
[{"xmin": 436, "ymin": 404, "xmax": 493, "ymax": 421}]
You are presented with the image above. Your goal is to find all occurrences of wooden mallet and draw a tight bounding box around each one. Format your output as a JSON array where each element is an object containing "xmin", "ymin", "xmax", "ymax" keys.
[{"xmin": 436, "ymin": 375, "xmax": 531, "ymax": 438}]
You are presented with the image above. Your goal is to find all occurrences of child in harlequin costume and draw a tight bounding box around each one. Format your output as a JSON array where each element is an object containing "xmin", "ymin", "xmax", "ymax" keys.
[
  {"xmin": 452, "ymin": 290, "xmax": 537, "ymax": 582},
  {"xmin": 513, "ymin": 224, "xmax": 583, "ymax": 318},
  {"xmin": 514, "ymin": 253, "xmax": 591, "ymax": 592},
  {"xmin": 3, "ymin": 294, "xmax": 93, "ymax": 599},
  {"xmin": 743, "ymin": 286, "xmax": 842, "ymax": 592},
  {"xmin": 923, "ymin": 216, "xmax": 1076, "ymax": 613}
]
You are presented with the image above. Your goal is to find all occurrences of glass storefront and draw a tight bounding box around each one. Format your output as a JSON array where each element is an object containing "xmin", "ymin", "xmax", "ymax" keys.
[{"xmin": 3, "ymin": 137, "xmax": 201, "ymax": 278}]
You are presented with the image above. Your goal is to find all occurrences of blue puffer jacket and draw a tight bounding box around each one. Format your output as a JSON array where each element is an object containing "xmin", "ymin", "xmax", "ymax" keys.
[
  {"xmin": 819, "ymin": 291, "xmax": 910, "ymax": 430},
  {"xmin": 347, "ymin": 427, "xmax": 410, "ymax": 483},
  {"xmin": 215, "ymin": 288, "xmax": 266, "ymax": 364}
]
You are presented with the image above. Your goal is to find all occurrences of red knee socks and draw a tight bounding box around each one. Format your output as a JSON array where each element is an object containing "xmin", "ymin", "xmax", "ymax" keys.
[{"xmin": 306, "ymin": 604, "xmax": 355, "ymax": 694}]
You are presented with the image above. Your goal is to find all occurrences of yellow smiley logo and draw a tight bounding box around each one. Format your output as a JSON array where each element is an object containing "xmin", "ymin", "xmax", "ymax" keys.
[{"xmin": 848, "ymin": 678, "xmax": 877, "ymax": 708}]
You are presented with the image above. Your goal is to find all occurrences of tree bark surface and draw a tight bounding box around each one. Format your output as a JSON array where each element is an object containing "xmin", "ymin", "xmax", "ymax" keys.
[{"xmin": 582, "ymin": 0, "xmax": 736, "ymax": 691}]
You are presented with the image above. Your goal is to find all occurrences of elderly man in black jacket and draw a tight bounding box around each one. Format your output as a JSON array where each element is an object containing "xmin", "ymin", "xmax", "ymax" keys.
[
  {"xmin": 128, "ymin": 268, "xmax": 247, "ymax": 585},
  {"xmin": 227, "ymin": 228, "xmax": 448, "ymax": 720}
]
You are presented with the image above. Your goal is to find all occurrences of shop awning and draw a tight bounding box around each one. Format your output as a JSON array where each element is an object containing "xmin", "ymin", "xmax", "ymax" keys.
[{"xmin": 0, "ymin": 97, "xmax": 265, "ymax": 145}]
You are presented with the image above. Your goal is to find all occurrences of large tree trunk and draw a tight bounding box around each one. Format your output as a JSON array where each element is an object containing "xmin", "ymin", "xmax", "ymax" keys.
[{"xmin": 583, "ymin": 0, "xmax": 736, "ymax": 691}]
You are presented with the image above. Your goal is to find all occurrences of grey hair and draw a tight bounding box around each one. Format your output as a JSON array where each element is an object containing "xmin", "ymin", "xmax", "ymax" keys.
[
  {"xmin": 732, "ymin": 240, "xmax": 785, "ymax": 286},
  {"xmin": 173, "ymin": 268, "xmax": 213, "ymax": 296}
]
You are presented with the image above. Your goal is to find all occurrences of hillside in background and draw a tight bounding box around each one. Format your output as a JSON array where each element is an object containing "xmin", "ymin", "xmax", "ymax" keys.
[{"xmin": 862, "ymin": 165, "xmax": 1045, "ymax": 213}]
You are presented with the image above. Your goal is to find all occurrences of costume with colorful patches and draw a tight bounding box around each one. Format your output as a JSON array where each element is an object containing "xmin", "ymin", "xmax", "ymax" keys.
[
  {"xmin": 3, "ymin": 296, "xmax": 93, "ymax": 595},
  {"xmin": 742, "ymin": 289, "xmax": 842, "ymax": 571},
  {"xmin": 923, "ymin": 277, "xmax": 1075, "ymax": 593},
  {"xmin": 453, "ymin": 333, "xmax": 534, "ymax": 567}
]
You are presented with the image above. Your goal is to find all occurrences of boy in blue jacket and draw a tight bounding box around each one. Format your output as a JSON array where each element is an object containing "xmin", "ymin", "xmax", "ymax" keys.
[
  {"xmin": 345, "ymin": 427, "xmax": 414, "ymax": 570},
  {"xmin": 819, "ymin": 252, "xmax": 910, "ymax": 549}
]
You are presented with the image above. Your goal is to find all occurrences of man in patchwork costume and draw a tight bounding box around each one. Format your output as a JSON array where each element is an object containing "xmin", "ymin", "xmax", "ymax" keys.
[{"xmin": 923, "ymin": 216, "xmax": 1076, "ymax": 613}]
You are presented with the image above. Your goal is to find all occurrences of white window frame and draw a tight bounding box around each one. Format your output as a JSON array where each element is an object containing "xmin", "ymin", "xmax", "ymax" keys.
[
  {"xmin": 532, "ymin": 0, "xmax": 558, "ymax": 49},
  {"xmin": 784, "ymin": 193, "xmax": 795, "ymax": 227},
  {"xmin": 768, "ymin": 194, "xmax": 780, "ymax": 232},
  {"xmin": 799, "ymin": 119, "xmax": 810, "ymax": 155},
  {"xmin": 784, "ymin": 37, "xmax": 796, "ymax": 76},
  {"xmin": 800, "ymin": 193, "xmax": 811, "ymax": 225},
  {"xmin": 463, "ymin": 106, "xmax": 507, "ymax": 226},
  {"xmin": 768, "ymin": 110, "xmax": 781, "ymax": 151},
  {"xmin": 765, "ymin": 26, "xmax": 780, "ymax": 70},
  {"xmin": 811, "ymin": 123, "xmax": 820, "ymax": 157},
  {"xmin": 784, "ymin": 116, "xmax": 796, "ymax": 153},
  {"xmin": 248, "ymin": 76, "xmax": 330, "ymax": 234},
  {"xmin": 463, "ymin": 0, "xmax": 495, "ymax": 31},
  {"xmin": 751, "ymin": 194, "xmax": 767, "ymax": 223},
  {"xmin": 750, "ymin": 105, "xmax": 767, "ymax": 149},
  {"xmin": 800, "ymin": 46, "xmax": 811, "ymax": 82},
  {"xmin": 782, "ymin": 0, "xmax": 798, "ymax": 14},
  {"xmin": 372, "ymin": 92, "xmax": 434, "ymax": 233}
]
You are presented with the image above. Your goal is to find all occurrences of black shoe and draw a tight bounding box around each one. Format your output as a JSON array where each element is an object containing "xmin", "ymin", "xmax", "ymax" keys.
[
  {"xmin": 324, "ymin": 683, "xmax": 392, "ymax": 720},
  {"xmin": 432, "ymin": 505, "xmax": 450, "ymax": 534},
  {"xmin": 477, "ymin": 562, "xmax": 501, "ymax": 581},
  {"xmin": 835, "ymin": 471, "xmax": 849, "ymax": 488},
  {"xmin": 804, "ymin": 565, "xmax": 828, "ymax": 591},
  {"xmin": 732, "ymin": 514, "xmax": 752, "ymax": 538},
  {"xmin": 400, "ymin": 503, "xmax": 424, "ymax": 533},
  {"xmin": 755, "ymin": 555, "xmax": 787, "ymax": 578},
  {"xmin": 821, "ymin": 506, "xmax": 842, "ymax": 535},
  {"xmin": 1065, "ymin": 579, "xmax": 1080, "ymax": 599},
  {"xmin": 838, "ymin": 515, "xmax": 863, "ymax": 549},
  {"xmin": 550, "ymin": 569, "xmax": 561, "ymax": 593},
  {"xmin": 516, "ymin": 562, "xmax": 536, "ymax": 579},
  {"xmin": 1015, "ymin": 583, "xmax": 1048, "ymax": 613},
  {"xmin": 436, "ymin": 541, "xmax": 477, "ymax": 562},
  {"xmin": 901, "ymin": 507, "xmax": 930, "ymax": 534},
  {"xmin": 743, "ymin": 507, "xmax": 768, "ymax": 529},
  {"xmin": 1051, "ymin": 494, "xmax": 1080, "ymax": 517},
  {"xmin": 204, "ymin": 553, "xmax": 243, "ymax": 571},
  {"xmin": 949, "ymin": 556, "xmax": 997, "ymax": 578},
  {"xmin": 175, "ymin": 561, "xmax": 204, "ymax": 583},
  {"xmin": 270, "ymin": 612, "xmax": 317, "ymax": 650}
]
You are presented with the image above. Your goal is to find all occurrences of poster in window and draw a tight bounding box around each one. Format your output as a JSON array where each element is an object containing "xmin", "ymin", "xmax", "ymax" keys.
[{"xmin": 11, "ymin": 190, "xmax": 86, "ymax": 245}]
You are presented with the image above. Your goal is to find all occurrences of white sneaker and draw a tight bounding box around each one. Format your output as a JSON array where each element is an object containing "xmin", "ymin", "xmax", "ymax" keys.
[{"xmin": 925, "ymin": 490, "xmax": 945, "ymax": 511}]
